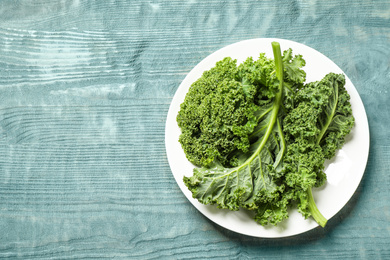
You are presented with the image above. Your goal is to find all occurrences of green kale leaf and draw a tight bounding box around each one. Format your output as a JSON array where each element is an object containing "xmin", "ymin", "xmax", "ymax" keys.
[{"xmin": 283, "ymin": 72, "xmax": 355, "ymax": 227}]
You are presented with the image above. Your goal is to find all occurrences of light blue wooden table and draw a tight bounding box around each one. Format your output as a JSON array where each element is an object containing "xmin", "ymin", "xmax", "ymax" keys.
[{"xmin": 0, "ymin": 1, "xmax": 389, "ymax": 259}]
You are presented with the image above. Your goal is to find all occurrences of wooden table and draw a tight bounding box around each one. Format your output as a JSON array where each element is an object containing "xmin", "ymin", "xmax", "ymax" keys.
[{"xmin": 0, "ymin": 1, "xmax": 389, "ymax": 259}]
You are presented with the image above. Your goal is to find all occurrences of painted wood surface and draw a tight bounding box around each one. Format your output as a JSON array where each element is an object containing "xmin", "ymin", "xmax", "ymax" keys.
[{"xmin": 0, "ymin": 1, "xmax": 389, "ymax": 259}]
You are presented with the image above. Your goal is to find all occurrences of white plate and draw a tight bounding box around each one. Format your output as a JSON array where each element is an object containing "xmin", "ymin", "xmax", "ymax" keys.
[{"xmin": 165, "ymin": 38, "xmax": 370, "ymax": 238}]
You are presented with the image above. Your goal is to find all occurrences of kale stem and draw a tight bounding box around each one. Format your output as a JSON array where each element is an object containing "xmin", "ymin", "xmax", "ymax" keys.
[
  {"xmin": 248, "ymin": 42, "xmax": 284, "ymax": 159},
  {"xmin": 272, "ymin": 42, "xmax": 284, "ymax": 87},
  {"xmin": 242, "ymin": 42, "xmax": 284, "ymax": 166},
  {"xmin": 307, "ymin": 188, "xmax": 328, "ymax": 227}
]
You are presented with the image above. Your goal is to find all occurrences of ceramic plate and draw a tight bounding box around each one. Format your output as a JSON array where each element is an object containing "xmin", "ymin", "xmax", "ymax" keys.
[{"xmin": 165, "ymin": 38, "xmax": 369, "ymax": 238}]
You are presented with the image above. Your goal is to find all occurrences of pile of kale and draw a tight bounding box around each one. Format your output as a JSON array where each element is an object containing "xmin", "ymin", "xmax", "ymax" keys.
[{"xmin": 177, "ymin": 42, "xmax": 354, "ymax": 227}]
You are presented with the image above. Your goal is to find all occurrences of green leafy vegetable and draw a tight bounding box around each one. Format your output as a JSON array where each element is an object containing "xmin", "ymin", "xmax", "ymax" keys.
[
  {"xmin": 283, "ymin": 72, "xmax": 354, "ymax": 227},
  {"xmin": 177, "ymin": 42, "xmax": 354, "ymax": 228}
]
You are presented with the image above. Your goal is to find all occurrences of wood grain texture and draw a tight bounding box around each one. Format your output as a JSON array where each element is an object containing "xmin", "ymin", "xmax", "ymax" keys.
[{"xmin": 0, "ymin": 0, "xmax": 389, "ymax": 259}]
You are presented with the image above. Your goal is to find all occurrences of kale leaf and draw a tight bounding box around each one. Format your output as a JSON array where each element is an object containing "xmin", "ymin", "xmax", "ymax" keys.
[{"xmin": 283, "ymin": 73, "xmax": 354, "ymax": 227}]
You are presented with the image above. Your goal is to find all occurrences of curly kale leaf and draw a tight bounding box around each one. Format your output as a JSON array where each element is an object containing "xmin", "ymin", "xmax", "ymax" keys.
[
  {"xmin": 255, "ymin": 187, "xmax": 295, "ymax": 226},
  {"xmin": 314, "ymin": 73, "xmax": 355, "ymax": 159},
  {"xmin": 282, "ymin": 73, "xmax": 355, "ymax": 227},
  {"xmin": 282, "ymin": 48, "xmax": 306, "ymax": 91},
  {"xmin": 177, "ymin": 57, "xmax": 259, "ymax": 167}
]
